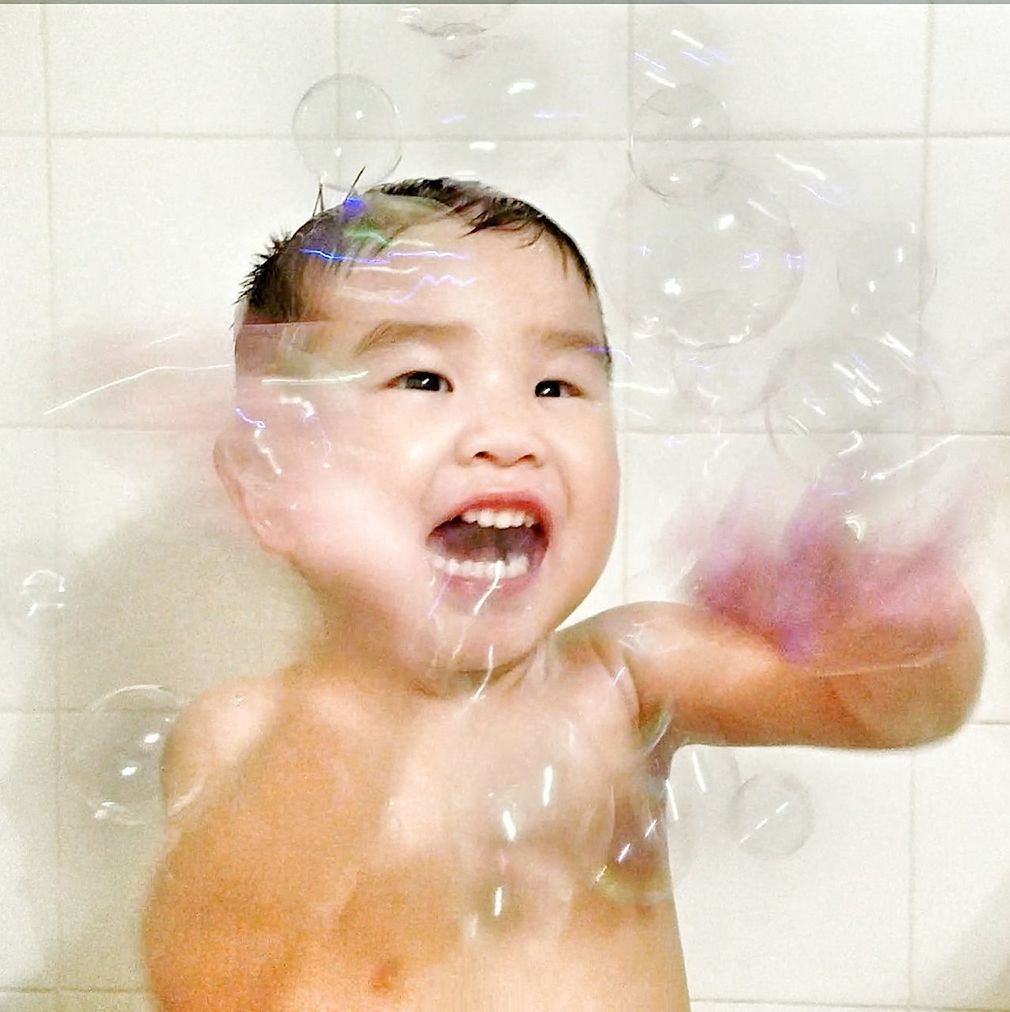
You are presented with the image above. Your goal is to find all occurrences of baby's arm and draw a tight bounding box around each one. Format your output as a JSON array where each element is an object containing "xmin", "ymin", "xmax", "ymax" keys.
[
  {"xmin": 142, "ymin": 675, "xmax": 366, "ymax": 1009},
  {"xmin": 577, "ymin": 593, "xmax": 983, "ymax": 750}
]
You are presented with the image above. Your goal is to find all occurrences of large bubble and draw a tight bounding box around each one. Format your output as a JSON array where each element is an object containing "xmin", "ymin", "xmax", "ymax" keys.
[
  {"xmin": 765, "ymin": 317, "xmax": 947, "ymax": 490},
  {"xmin": 293, "ymin": 74, "xmax": 402, "ymax": 192},
  {"xmin": 623, "ymin": 171, "xmax": 803, "ymax": 348},
  {"xmin": 837, "ymin": 221, "xmax": 936, "ymax": 320},
  {"xmin": 68, "ymin": 684, "xmax": 187, "ymax": 826},
  {"xmin": 629, "ymin": 84, "xmax": 731, "ymax": 200}
]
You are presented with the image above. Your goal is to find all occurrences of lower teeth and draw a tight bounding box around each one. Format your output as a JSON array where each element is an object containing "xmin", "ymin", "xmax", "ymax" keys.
[{"xmin": 431, "ymin": 553, "xmax": 531, "ymax": 580}]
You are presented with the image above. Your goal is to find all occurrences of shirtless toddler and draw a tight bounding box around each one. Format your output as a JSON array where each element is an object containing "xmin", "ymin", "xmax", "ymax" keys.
[{"xmin": 142, "ymin": 178, "xmax": 984, "ymax": 1010}]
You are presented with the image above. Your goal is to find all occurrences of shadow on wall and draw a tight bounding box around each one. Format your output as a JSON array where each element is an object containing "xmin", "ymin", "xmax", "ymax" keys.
[{"xmin": 51, "ymin": 430, "xmax": 319, "ymax": 993}]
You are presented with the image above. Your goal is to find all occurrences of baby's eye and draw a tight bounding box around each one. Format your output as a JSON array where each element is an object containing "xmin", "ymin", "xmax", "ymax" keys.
[
  {"xmin": 535, "ymin": 378, "xmax": 579, "ymax": 398},
  {"xmin": 395, "ymin": 371, "xmax": 451, "ymax": 393}
]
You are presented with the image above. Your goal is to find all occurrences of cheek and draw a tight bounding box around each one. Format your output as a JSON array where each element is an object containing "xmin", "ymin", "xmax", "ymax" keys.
[{"xmin": 567, "ymin": 433, "xmax": 620, "ymax": 541}]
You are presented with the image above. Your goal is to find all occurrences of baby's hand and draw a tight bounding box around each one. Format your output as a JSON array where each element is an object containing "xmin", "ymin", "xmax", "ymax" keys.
[{"xmin": 690, "ymin": 486, "xmax": 970, "ymax": 676}]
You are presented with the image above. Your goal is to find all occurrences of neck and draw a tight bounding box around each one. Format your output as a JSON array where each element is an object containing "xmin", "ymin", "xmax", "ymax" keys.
[{"xmin": 304, "ymin": 605, "xmax": 553, "ymax": 702}]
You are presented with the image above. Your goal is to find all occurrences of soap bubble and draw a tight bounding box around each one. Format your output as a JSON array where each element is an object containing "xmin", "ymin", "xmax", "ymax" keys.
[
  {"xmin": 765, "ymin": 318, "xmax": 947, "ymax": 489},
  {"xmin": 68, "ymin": 684, "xmax": 187, "ymax": 826},
  {"xmin": 2, "ymin": 561, "xmax": 67, "ymax": 636},
  {"xmin": 630, "ymin": 85, "xmax": 731, "ymax": 199},
  {"xmin": 592, "ymin": 776, "xmax": 674, "ymax": 904},
  {"xmin": 396, "ymin": 3, "xmax": 514, "ymax": 59},
  {"xmin": 670, "ymin": 339, "xmax": 780, "ymax": 416},
  {"xmin": 632, "ymin": 4, "xmax": 731, "ymax": 100},
  {"xmin": 728, "ymin": 772, "xmax": 814, "ymax": 858},
  {"xmin": 452, "ymin": 704, "xmax": 616, "ymax": 931},
  {"xmin": 837, "ymin": 222, "xmax": 936, "ymax": 319},
  {"xmin": 430, "ymin": 38, "xmax": 587, "ymax": 140},
  {"xmin": 761, "ymin": 146, "xmax": 860, "ymax": 221},
  {"xmin": 667, "ymin": 744, "xmax": 742, "ymax": 826},
  {"xmin": 625, "ymin": 172, "xmax": 803, "ymax": 348},
  {"xmin": 293, "ymin": 74, "xmax": 402, "ymax": 192}
]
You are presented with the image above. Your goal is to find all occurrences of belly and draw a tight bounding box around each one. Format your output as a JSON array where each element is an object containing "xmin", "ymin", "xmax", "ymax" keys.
[{"xmin": 278, "ymin": 886, "xmax": 690, "ymax": 1012}]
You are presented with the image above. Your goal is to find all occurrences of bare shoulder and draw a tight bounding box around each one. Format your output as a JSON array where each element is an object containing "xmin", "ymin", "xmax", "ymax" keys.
[
  {"xmin": 160, "ymin": 673, "xmax": 284, "ymax": 820},
  {"xmin": 554, "ymin": 603, "xmax": 694, "ymax": 723}
]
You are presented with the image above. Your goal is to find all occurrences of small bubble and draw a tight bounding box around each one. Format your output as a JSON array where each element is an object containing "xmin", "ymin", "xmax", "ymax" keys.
[
  {"xmin": 728, "ymin": 772, "xmax": 814, "ymax": 859},
  {"xmin": 292, "ymin": 75, "xmax": 402, "ymax": 192}
]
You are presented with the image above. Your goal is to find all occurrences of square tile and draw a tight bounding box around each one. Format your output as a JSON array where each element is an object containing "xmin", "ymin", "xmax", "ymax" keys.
[
  {"xmin": 677, "ymin": 743, "xmax": 911, "ymax": 1004},
  {"xmin": 924, "ymin": 138, "xmax": 1010, "ymax": 434},
  {"xmin": 631, "ymin": 3, "xmax": 927, "ymax": 137},
  {"xmin": 0, "ymin": 430, "xmax": 58, "ymax": 710},
  {"xmin": 932, "ymin": 6, "xmax": 1010, "ymax": 135},
  {"xmin": 912, "ymin": 725, "xmax": 1010, "ymax": 1008},
  {"xmin": 47, "ymin": 4, "xmax": 336, "ymax": 136},
  {"xmin": 0, "ymin": 138, "xmax": 53, "ymax": 425},
  {"xmin": 48, "ymin": 138, "xmax": 316, "ymax": 429},
  {"xmin": 56, "ymin": 429, "xmax": 317, "ymax": 709},
  {"xmin": 0, "ymin": 716, "xmax": 60, "ymax": 990},
  {"xmin": 338, "ymin": 3, "xmax": 628, "ymax": 142},
  {"xmin": 0, "ymin": 6, "xmax": 46, "ymax": 132}
]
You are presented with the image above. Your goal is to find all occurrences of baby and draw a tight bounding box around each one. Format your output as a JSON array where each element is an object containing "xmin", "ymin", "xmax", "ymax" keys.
[{"xmin": 142, "ymin": 178, "xmax": 984, "ymax": 1011}]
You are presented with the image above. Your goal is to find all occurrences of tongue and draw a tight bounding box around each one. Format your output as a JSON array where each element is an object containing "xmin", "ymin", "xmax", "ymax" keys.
[{"xmin": 429, "ymin": 519, "xmax": 541, "ymax": 562}]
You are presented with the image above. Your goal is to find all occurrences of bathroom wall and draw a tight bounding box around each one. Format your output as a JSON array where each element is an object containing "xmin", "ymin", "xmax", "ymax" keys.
[{"xmin": 1, "ymin": 4, "xmax": 1008, "ymax": 1009}]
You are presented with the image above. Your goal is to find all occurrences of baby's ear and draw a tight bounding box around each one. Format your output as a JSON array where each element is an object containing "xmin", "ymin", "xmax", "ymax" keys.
[{"xmin": 213, "ymin": 422, "xmax": 294, "ymax": 557}]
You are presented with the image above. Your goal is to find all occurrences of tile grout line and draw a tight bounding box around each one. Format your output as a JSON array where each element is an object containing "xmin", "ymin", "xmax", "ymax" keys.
[
  {"xmin": 12, "ymin": 129, "xmax": 1010, "ymax": 142},
  {"xmin": 37, "ymin": 2, "xmax": 67, "ymax": 995},
  {"xmin": 908, "ymin": 3, "xmax": 937, "ymax": 1004}
]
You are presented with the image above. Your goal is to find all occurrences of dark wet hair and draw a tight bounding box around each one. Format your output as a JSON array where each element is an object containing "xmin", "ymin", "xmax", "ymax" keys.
[{"xmin": 235, "ymin": 177, "xmax": 607, "ymax": 374}]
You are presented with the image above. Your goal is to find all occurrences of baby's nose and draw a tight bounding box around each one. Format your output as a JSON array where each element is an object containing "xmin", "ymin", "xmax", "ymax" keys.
[{"xmin": 455, "ymin": 404, "xmax": 547, "ymax": 468}]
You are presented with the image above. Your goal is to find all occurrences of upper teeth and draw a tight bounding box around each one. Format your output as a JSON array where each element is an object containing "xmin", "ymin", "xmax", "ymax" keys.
[{"xmin": 460, "ymin": 508, "xmax": 538, "ymax": 529}]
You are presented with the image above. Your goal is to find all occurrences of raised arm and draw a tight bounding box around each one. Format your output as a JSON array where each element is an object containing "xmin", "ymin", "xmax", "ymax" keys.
[{"xmin": 582, "ymin": 595, "xmax": 984, "ymax": 751}]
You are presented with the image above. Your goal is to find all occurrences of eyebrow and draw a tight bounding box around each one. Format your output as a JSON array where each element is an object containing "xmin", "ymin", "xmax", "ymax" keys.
[
  {"xmin": 352, "ymin": 320, "xmax": 609, "ymax": 366},
  {"xmin": 351, "ymin": 321, "xmax": 470, "ymax": 358}
]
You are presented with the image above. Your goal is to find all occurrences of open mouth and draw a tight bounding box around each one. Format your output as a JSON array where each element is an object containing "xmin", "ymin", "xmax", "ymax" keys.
[{"xmin": 426, "ymin": 504, "xmax": 549, "ymax": 585}]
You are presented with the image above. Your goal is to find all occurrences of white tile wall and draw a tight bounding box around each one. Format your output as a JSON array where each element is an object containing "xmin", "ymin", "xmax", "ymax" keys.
[
  {"xmin": 0, "ymin": 431, "xmax": 57, "ymax": 710},
  {"xmin": 912, "ymin": 726, "xmax": 1010, "ymax": 1009},
  {"xmin": 0, "ymin": 138, "xmax": 53, "ymax": 425},
  {"xmin": 924, "ymin": 138, "xmax": 1010, "ymax": 434},
  {"xmin": 632, "ymin": 3, "xmax": 929, "ymax": 137},
  {"xmin": 0, "ymin": 7, "xmax": 46, "ymax": 134},
  {"xmin": 931, "ymin": 5, "xmax": 1010, "ymax": 136},
  {"xmin": 0, "ymin": 717, "xmax": 59, "ymax": 990},
  {"xmin": 1, "ymin": 4, "xmax": 1008, "ymax": 1010},
  {"xmin": 46, "ymin": 4, "xmax": 337, "ymax": 136}
]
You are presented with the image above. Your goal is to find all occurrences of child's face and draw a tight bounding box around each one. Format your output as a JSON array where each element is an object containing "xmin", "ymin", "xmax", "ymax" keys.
[{"xmin": 238, "ymin": 219, "xmax": 618, "ymax": 677}]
